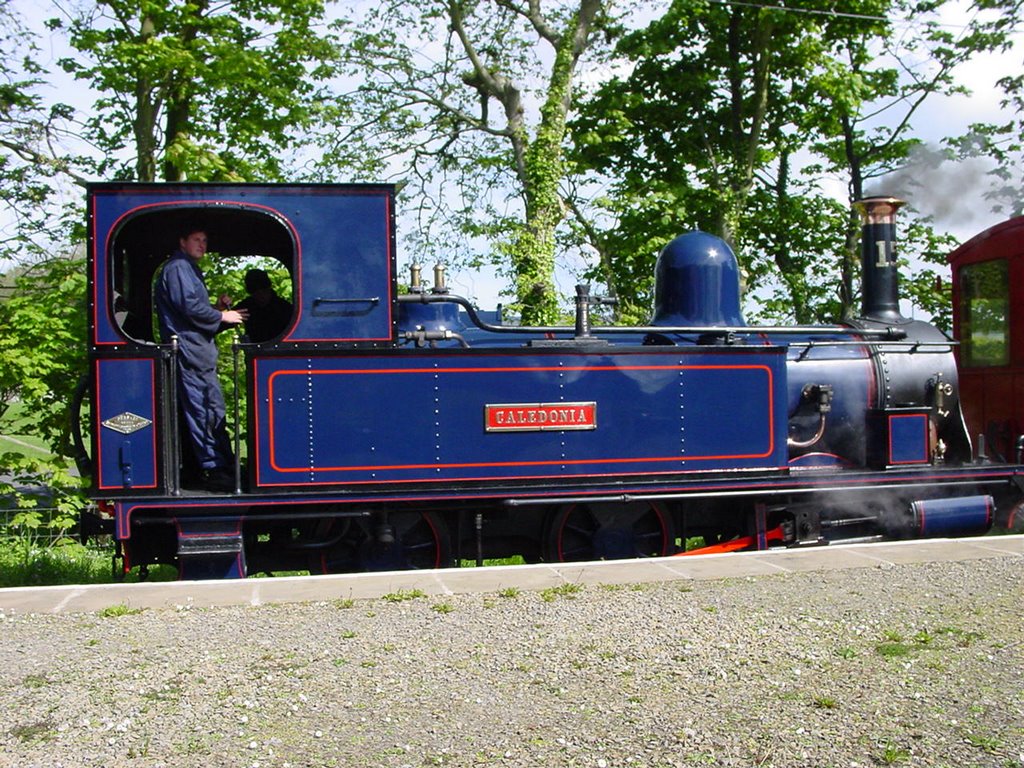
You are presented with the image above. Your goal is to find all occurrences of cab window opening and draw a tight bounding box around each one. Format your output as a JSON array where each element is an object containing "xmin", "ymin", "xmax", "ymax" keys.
[{"xmin": 108, "ymin": 206, "xmax": 297, "ymax": 345}]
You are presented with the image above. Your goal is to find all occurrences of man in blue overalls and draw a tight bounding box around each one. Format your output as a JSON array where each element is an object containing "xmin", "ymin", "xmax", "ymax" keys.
[{"xmin": 155, "ymin": 225, "xmax": 248, "ymax": 492}]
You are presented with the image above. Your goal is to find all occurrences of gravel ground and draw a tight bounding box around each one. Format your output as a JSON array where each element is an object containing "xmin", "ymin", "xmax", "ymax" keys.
[{"xmin": 0, "ymin": 556, "xmax": 1021, "ymax": 768}]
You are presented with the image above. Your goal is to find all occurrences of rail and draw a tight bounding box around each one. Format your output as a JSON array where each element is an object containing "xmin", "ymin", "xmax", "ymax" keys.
[{"xmin": 397, "ymin": 292, "xmax": 910, "ymax": 340}]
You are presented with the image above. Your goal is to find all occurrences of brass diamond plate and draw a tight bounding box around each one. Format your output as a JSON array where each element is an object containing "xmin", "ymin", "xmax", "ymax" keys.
[{"xmin": 101, "ymin": 412, "xmax": 152, "ymax": 435}]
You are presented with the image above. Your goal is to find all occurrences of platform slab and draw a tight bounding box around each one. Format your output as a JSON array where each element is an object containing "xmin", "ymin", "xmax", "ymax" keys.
[{"xmin": 0, "ymin": 535, "xmax": 1020, "ymax": 614}]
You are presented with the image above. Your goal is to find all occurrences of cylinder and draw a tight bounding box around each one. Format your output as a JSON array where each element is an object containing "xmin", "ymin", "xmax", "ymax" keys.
[{"xmin": 909, "ymin": 495, "xmax": 993, "ymax": 538}]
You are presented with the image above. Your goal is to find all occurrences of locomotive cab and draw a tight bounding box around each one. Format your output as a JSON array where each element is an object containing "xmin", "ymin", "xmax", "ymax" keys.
[{"xmin": 86, "ymin": 183, "xmax": 398, "ymax": 500}]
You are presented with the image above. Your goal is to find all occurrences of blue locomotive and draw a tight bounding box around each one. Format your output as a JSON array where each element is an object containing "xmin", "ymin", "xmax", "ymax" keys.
[{"xmin": 75, "ymin": 183, "xmax": 1023, "ymax": 578}]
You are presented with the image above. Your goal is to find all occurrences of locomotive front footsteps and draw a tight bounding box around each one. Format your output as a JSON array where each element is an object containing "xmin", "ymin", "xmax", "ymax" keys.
[{"xmin": 74, "ymin": 184, "xmax": 1024, "ymax": 579}]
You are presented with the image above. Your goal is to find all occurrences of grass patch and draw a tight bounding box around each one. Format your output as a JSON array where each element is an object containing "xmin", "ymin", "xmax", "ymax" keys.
[
  {"xmin": 458, "ymin": 556, "xmax": 526, "ymax": 568},
  {"xmin": 540, "ymin": 582, "xmax": 583, "ymax": 602},
  {"xmin": 963, "ymin": 730, "xmax": 1001, "ymax": 753},
  {"xmin": 381, "ymin": 588, "xmax": 427, "ymax": 603},
  {"xmin": 0, "ymin": 540, "xmax": 114, "ymax": 588},
  {"xmin": 121, "ymin": 564, "xmax": 179, "ymax": 583},
  {"xmin": 98, "ymin": 603, "xmax": 143, "ymax": 617},
  {"xmin": 877, "ymin": 743, "xmax": 911, "ymax": 764},
  {"xmin": 936, "ymin": 626, "xmax": 986, "ymax": 646},
  {"xmin": 872, "ymin": 625, "xmax": 981, "ymax": 661},
  {"xmin": 0, "ymin": 401, "xmax": 57, "ymax": 462},
  {"xmin": 875, "ymin": 641, "xmax": 912, "ymax": 659},
  {"xmin": 10, "ymin": 720, "xmax": 57, "ymax": 743},
  {"xmin": 0, "ymin": 433, "xmax": 53, "ymax": 462},
  {"xmin": 141, "ymin": 680, "xmax": 183, "ymax": 702}
]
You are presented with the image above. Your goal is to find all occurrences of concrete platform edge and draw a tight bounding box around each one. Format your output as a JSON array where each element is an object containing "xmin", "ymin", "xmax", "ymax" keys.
[{"xmin": 1, "ymin": 535, "xmax": 1020, "ymax": 615}]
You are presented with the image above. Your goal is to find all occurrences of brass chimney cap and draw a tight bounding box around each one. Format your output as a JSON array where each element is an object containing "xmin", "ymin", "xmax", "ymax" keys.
[{"xmin": 853, "ymin": 196, "xmax": 906, "ymax": 223}]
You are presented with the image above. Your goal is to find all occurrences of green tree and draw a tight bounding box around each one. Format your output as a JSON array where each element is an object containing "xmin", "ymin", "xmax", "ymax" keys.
[
  {"xmin": 0, "ymin": 254, "xmax": 86, "ymax": 437},
  {"xmin": 946, "ymin": 0, "xmax": 1023, "ymax": 218},
  {"xmin": 0, "ymin": 0, "xmax": 343, "ymax": 512},
  {"xmin": 0, "ymin": 254, "xmax": 89, "ymax": 516},
  {"xmin": 329, "ymin": 0, "xmax": 611, "ymax": 323},
  {"xmin": 52, "ymin": 0, "xmax": 340, "ymax": 182},
  {"xmin": 569, "ymin": 0, "xmax": 1020, "ymax": 323},
  {"xmin": 955, "ymin": 77, "xmax": 1024, "ymax": 218},
  {"xmin": 0, "ymin": 5, "xmax": 87, "ymax": 269},
  {"xmin": 569, "ymin": 0, "xmax": 855, "ymax": 321},
  {"xmin": 805, "ymin": 0, "xmax": 1018, "ymax": 320}
]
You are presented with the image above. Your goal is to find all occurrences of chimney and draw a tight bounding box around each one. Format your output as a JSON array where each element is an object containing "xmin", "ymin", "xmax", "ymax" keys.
[{"xmin": 853, "ymin": 196, "xmax": 906, "ymax": 323}]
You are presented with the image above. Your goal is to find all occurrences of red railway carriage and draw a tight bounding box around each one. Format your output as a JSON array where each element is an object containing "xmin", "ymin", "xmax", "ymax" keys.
[{"xmin": 949, "ymin": 216, "xmax": 1024, "ymax": 463}]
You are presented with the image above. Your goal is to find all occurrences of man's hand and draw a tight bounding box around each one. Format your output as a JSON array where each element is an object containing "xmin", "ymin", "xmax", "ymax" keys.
[{"xmin": 221, "ymin": 308, "xmax": 249, "ymax": 324}]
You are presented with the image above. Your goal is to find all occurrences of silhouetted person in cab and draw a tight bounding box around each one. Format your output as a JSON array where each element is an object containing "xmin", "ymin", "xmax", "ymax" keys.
[{"xmin": 236, "ymin": 268, "xmax": 292, "ymax": 343}]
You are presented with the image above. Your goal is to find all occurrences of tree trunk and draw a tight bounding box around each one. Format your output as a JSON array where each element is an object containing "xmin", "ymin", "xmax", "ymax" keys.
[
  {"xmin": 510, "ymin": 0, "xmax": 600, "ymax": 324},
  {"xmin": 133, "ymin": 14, "xmax": 158, "ymax": 181},
  {"xmin": 841, "ymin": 112, "xmax": 864, "ymax": 321},
  {"xmin": 161, "ymin": 0, "xmax": 207, "ymax": 181}
]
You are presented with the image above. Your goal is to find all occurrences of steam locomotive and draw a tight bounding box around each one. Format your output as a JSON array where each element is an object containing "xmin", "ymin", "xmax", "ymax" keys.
[{"xmin": 75, "ymin": 183, "xmax": 1024, "ymax": 579}]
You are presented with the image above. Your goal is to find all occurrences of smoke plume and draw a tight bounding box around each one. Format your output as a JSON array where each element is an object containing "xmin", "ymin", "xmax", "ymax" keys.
[{"xmin": 865, "ymin": 142, "xmax": 998, "ymax": 231}]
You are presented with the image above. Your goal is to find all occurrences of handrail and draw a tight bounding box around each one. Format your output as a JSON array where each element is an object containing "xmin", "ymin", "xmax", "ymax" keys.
[
  {"xmin": 397, "ymin": 292, "xmax": 908, "ymax": 340},
  {"xmin": 168, "ymin": 336, "xmax": 181, "ymax": 496},
  {"xmin": 232, "ymin": 333, "xmax": 242, "ymax": 494}
]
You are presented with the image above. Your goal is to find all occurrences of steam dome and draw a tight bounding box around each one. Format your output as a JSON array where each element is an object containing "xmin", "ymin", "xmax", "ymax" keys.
[{"xmin": 651, "ymin": 231, "xmax": 745, "ymax": 327}]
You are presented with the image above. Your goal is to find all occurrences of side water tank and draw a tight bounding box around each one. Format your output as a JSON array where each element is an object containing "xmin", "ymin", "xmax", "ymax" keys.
[{"xmin": 651, "ymin": 231, "xmax": 745, "ymax": 327}]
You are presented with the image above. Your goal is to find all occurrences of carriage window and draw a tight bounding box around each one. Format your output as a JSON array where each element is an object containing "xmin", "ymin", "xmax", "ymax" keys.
[{"xmin": 960, "ymin": 259, "xmax": 1009, "ymax": 367}]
